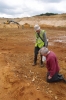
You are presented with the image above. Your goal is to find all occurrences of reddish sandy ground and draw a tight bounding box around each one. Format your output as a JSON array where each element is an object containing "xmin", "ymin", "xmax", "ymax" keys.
[{"xmin": 0, "ymin": 28, "xmax": 66, "ymax": 100}]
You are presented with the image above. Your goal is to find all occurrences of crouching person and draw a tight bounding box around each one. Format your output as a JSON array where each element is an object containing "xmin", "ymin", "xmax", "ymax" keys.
[{"xmin": 39, "ymin": 47, "xmax": 66, "ymax": 83}]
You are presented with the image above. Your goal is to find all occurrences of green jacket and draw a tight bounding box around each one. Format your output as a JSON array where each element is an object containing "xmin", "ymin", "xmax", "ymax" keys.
[{"xmin": 35, "ymin": 30, "xmax": 46, "ymax": 48}]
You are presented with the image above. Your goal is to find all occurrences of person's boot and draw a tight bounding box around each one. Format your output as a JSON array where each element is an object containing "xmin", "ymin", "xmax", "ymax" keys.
[
  {"xmin": 32, "ymin": 62, "xmax": 37, "ymax": 66},
  {"xmin": 58, "ymin": 74, "xmax": 62, "ymax": 77},
  {"xmin": 40, "ymin": 64, "xmax": 44, "ymax": 67},
  {"xmin": 58, "ymin": 75, "xmax": 66, "ymax": 83},
  {"xmin": 40, "ymin": 62, "xmax": 44, "ymax": 67},
  {"xmin": 40, "ymin": 55, "xmax": 44, "ymax": 67}
]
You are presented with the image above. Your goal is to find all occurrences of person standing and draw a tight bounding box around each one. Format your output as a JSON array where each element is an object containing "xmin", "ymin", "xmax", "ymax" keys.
[
  {"xmin": 32, "ymin": 24, "xmax": 48, "ymax": 67},
  {"xmin": 39, "ymin": 47, "xmax": 66, "ymax": 83}
]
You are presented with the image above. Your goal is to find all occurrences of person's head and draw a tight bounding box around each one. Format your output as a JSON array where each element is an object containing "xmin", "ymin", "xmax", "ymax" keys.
[
  {"xmin": 34, "ymin": 24, "xmax": 40, "ymax": 33},
  {"xmin": 39, "ymin": 47, "xmax": 49, "ymax": 56}
]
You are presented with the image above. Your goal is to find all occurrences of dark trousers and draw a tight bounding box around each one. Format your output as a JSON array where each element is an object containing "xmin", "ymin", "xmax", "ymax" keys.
[
  {"xmin": 34, "ymin": 46, "xmax": 43, "ymax": 64},
  {"xmin": 47, "ymin": 72, "xmax": 64, "ymax": 83}
]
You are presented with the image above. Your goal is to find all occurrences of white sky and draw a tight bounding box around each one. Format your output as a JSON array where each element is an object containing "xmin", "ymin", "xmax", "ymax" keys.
[{"xmin": 0, "ymin": 0, "xmax": 66, "ymax": 18}]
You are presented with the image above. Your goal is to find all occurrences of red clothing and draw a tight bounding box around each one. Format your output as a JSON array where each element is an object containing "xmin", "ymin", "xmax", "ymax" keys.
[{"xmin": 46, "ymin": 51, "xmax": 60, "ymax": 77}]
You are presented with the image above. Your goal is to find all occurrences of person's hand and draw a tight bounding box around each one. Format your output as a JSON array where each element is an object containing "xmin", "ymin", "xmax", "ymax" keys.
[{"xmin": 48, "ymin": 75, "xmax": 52, "ymax": 79}]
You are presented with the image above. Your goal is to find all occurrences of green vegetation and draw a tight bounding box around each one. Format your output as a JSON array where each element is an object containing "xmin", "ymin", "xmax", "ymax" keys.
[{"xmin": 36, "ymin": 13, "xmax": 58, "ymax": 16}]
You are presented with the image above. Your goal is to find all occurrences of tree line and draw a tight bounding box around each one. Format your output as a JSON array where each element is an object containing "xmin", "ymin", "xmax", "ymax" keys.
[{"xmin": 36, "ymin": 13, "xmax": 58, "ymax": 16}]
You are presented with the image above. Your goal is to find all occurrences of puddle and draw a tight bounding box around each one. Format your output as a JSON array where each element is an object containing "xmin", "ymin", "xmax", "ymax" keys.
[
  {"xmin": 49, "ymin": 35, "xmax": 66, "ymax": 45},
  {"xmin": 49, "ymin": 42, "xmax": 54, "ymax": 46},
  {"xmin": 54, "ymin": 39, "xmax": 66, "ymax": 43}
]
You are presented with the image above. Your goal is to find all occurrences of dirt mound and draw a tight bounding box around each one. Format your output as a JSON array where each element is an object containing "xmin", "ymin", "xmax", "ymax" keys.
[
  {"xmin": 22, "ymin": 23, "xmax": 30, "ymax": 28},
  {"xmin": 0, "ymin": 23, "xmax": 21, "ymax": 28}
]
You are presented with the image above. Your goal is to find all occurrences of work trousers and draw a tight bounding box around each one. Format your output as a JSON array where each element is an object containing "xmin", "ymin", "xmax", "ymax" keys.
[
  {"xmin": 34, "ymin": 46, "xmax": 43, "ymax": 64},
  {"xmin": 47, "ymin": 72, "xmax": 63, "ymax": 83}
]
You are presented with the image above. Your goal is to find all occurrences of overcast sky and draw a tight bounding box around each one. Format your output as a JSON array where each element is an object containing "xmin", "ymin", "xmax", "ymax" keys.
[{"xmin": 0, "ymin": 0, "xmax": 66, "ymax": 18}]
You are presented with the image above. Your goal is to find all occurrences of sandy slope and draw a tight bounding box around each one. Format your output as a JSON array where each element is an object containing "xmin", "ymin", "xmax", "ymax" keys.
[
  {"xmin": 18, "ymin": 15, "xmax": 66, "ymax": 27},
  {"xmin": 0, "ymin": 14, "xmax": 66, "ymax": 27}
]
